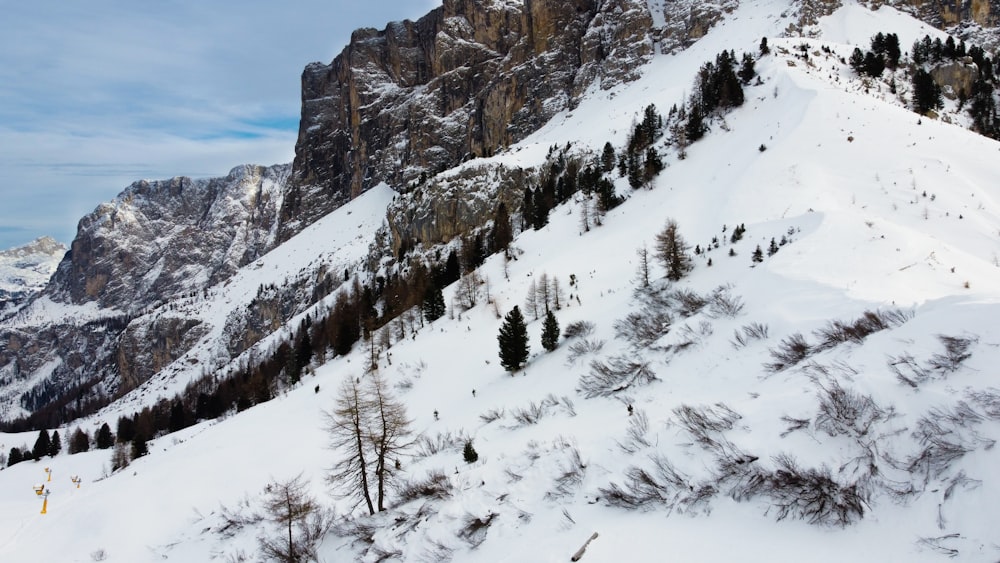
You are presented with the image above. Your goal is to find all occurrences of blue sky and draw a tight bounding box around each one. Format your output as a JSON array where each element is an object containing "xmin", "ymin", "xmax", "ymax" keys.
[{"xmin": 0, "ymin": 0, "xmax": 439, "ymax": 250}]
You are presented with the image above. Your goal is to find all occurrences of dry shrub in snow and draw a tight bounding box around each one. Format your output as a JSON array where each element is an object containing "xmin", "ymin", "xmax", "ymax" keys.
[
  {"xmin": 562, "ymin": 320, "xmax": 595, "ymax": 339},
  {"xmin": 614, "ymin": 309, "xmax": 672, "ymax": 349},
  {"xmin": 599, "ymin": 454, "xmax": 712, "ymax": 513},
  {"xmin": 966, "ymin": 387, "xmax": 1000, "ymax": 419},
  {"xmin": 811, "ymin": 309, "xmax": 911, "ymax": 352},
  {"xmin": 565, "ymin": 338, "xmax": 605, "ymax": 365},
  {"xmin": 731, "ymin": 321, "xmax": 769, "ymax": 348},
  {"xmin": 889, "ymin": 334, "xmax": 977, "ymax": 387},
  {"xmin": 707, "ymin": 285, "xmax": 745, "ymax": 318},
  {"xmin": 927, "ymin": 334, "xmax": 976, "ymax": 374},
  {"xmin": 764, "ymin": 333, "xmax": 812, "ymax": 372},
  {"xmin": 396, "ymin": 469, "xmax": 453, "ymax": 503},
  {"xmin": 478, "ymin": 407, "xmax": 505, "ymax": 424},
  {"xmin": 673, "ymin": 403, "xmax": 742, "ymax": 450},
  {"xmin": 814, "ymin": 379, "xmax": 889, "ymax": 439},
  {"xmin": 617, "ymin": 409, "xmax": 652, "ymax": 454},
  {"xmin": 906, "ymin": 402, "xmax": 994, "ymax": 483},
  {"xmin": 758, "ymin": 454, "xmax": 867, "ymax": 526},
  {"xmin": 458, "ymin": 512, "xmax": 497, "ymax": 549},
  {"xmin": 546, "ymin": 439, "xmax": 587, "ymax": 500},
  {"xmin": 414, "ymin": 431, "xmax": 469, "ymax": 458},
  {"xmin": 578, "ymin": 355, "xmax": 657, "ymax": 398}
]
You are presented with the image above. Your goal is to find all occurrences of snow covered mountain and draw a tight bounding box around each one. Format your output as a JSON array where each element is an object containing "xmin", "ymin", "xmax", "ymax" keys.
[
  {"xmin": 3, "ymin": 0, "xmax": 1000, "ymax": 561},
  {"xmin": 0, "ymin": 236, "xmax": 66, "ymax": 317}
]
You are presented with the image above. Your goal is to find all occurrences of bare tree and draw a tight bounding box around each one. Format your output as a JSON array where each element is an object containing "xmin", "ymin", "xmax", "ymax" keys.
[
  {"xmin": 325, "ymin": 378, "xmax": 376, "ymax": 515},
  {"xmin": 551, "ymin": 276, "xmax": 565, "ymax": 310},
  {"xmin": 368, "ymin": 372, "xmax": 414, "ymax": 512},
  {"xmin": 456, "ymin": 271, "xmax": 482, "ymax": 311},
  {"xmin": 324, "ymin": 374, "xmax": 413, "ymax": 515},
  {"xmin": 537, "ymin": 272, "xmax": 552, "ymax": 312},
  {"xmin": 258, "ymin": 474, "xmax": 329, "ymax": 562},
  {"xmin": 525, "ymin": 279, "xmax": 540, "ymax": 320},
  {"xmin": 636, "ymin": 244, "xmax": 651, "ymax": 288}
]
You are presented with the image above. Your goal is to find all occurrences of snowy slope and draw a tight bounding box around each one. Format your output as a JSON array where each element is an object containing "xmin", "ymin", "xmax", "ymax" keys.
[{"xmin": 3, "ymin": 2, "xmax": 1000, "ymax": 562}]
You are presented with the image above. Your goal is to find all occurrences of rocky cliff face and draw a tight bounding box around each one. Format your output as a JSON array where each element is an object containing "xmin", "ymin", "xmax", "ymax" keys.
[
  {"xmin": 867, "ymin": 0, "xmax": 999, "ymax": 28},
  {"xmin": 48, "ymin": 164, "xmax": 290, "ymax": 312},
  {"xmin": 280, "ymin": 0, "xmax": 655, "ymax": 242}
]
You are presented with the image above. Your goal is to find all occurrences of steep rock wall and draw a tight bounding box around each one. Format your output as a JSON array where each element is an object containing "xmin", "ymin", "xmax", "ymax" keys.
[{"xmin": 280, "ymin": 0, "xmax": 654, "ymax": 242}]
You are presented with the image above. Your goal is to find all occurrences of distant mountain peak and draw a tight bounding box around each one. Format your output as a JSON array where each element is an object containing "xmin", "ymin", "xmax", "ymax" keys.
[{"xmin": 0, "ymin": 236, "xmax": 67, "ymax": 316}]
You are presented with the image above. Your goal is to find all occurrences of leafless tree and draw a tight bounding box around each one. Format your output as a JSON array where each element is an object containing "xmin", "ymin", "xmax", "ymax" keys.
[
  {"xmin": 456, "ymin": 271, "xmax": 482, "ymax": 311},
  {"xmin": 258, "ymin": 474, "xmax": 329, "ymax": 562},
  {"xmin": 325, "ymin": 377, "xmax": 376, "ymax": 515},
  {"xmin": 367, "ymin": 373, "xmax": 414, "ymax": 511},
  {"xmin": 525, "ymin": 278, "xmax": 540, "ymax": 320},
  {"xmin": 635, "ymin": 244, "xmax": 651, "ymax": 289},
  {"xmin": 324, "ymin": 374, "xmax": 413, "ymax": 515},
  {"xmin": 551, "ymin": 276, "xmax": 565, "ymax": 310},
  {"xmin": 536, "ymin": 272, "xmax": 552, "ymax": 312}
]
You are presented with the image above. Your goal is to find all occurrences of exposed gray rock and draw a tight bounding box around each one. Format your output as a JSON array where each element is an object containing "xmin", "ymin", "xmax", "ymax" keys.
[
  {"xmin": 48, "ymin": 163, "xmax": 289, "ymax": 312},
  {"xmin": 280, "ymin": 0, "xmax": 656, "ymax": 243}
]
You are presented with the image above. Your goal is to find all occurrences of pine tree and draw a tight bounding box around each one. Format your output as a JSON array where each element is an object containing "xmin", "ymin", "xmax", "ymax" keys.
[
  {"xmin": 49, "ymin": 430, "xmax": 61, "ymax": 457},
  {"xmin": 131, "ymin": 433, "xmax": 148, "ymax": 460},
  {"xmin": 863, "ymin": 51, "xmax": 885, "ymax": 77},
  {"xmin": 422, "ymin": 284, "xmax": 446, "ymax": 322},
  {"xmin": 96, "ymin": 423, "xmax": 114, "ymax": 449},
  {"xmin": 169, "ymin": 400, "xmax": 188, "ymax": 433},
  {"xmin": 759, "ymin": 37, "xmax": 770, "ymax": 55},
  {"xmin": 768, "ymin": 237, "xmax": 779, "ymax": 256},
  {"xmin": 730, "ymin": 223, "xmax": 745, "ymax": 243},
  {"xmin": 601, "ymin": 142, "xmax": 616, "ymax": 172},
  {"xmin": 8, "ymin": 447, "xmax": 23, "ymax": 467},
  {"xmin": 69, "ymin": 427, "xmax": 90, "ymax": 454},
  {"xmin": 116, "ymin": 415, "xmax": 136, "ymax": 444},
  {"xmin": 752, "ymin": 245, "xmax": 764, "ymax": 263},
  {"xmin": 654, "ymin": 219, "xmax": 694, "ymax": 281},
  {"xmin": 490, "ymin": 202, "xmax": 513, "ymax": 253},
  {"xmin": 541, "ymin": 310, "xmax": 560, "ymax": 351},
  {"xmin": 498, "ymin": 306, "xmax": 530, "ymax": 372},
  {"xmin": 463, "ymin": 440, "xmax": 479, "ymax": 464},
  {"xmin": 849, "ymin": 48, "xmax": 866, "ymax": 74},
  {"xmin": 912, "ymin": 69, "xmax": 942, "ymax": 114},
  {"xmin": 738, "ymin": 52, "xmax": 756, "ymax": 84},
  {"xmin": 685, "ymin": 103, "xmax": 706, "ymax": 142},
  {"xmin": 32, "ymin": 429, "xmax": 51, "ymax": 460},
  {"xmin": 884, "ymin": 33, "xmax": 901, "ymax": 69}
]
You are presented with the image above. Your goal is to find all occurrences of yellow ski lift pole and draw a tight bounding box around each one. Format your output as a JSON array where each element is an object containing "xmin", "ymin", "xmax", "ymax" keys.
[
  {"xmin": 71, "ymin": 475, "xmax": 81, "ymax": 489},
  {"xmin": 45, "ymin": 467, "xmax": 52, "ymax": 482},
  {"xmin": 40, "ymin": 490, "xmax": 50, "ymax": 514}
]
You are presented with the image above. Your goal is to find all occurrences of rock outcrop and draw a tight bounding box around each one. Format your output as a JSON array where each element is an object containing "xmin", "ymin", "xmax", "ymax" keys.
[
  {"xmin": 48, "ymin": 164, "xmax": 290, "ymax": 312},
  {"xmin": 280, "ymin": 0, "xmax": 655, "ymax": 242}
]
